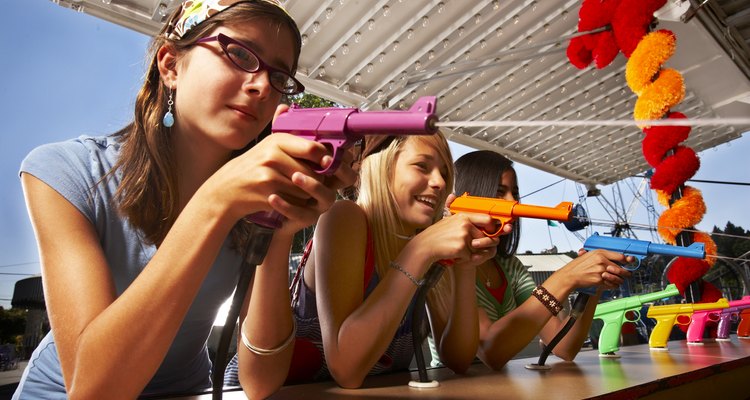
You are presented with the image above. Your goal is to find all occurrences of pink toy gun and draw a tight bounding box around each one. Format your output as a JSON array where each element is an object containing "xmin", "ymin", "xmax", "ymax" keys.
[
  {"xmin": 716, "ymin": 296, "xmax": 750, "ymax": 341},
  {"xmin": 271, "ymin": 96, "xmax": 439, "ymax": 174},
  {"xmin": 247, "ymin": 96, "xmax": 439, "ymax": 228},
  {"xmin": 686, "ymin": 304, "xmax": 729, "ymax": 344}
]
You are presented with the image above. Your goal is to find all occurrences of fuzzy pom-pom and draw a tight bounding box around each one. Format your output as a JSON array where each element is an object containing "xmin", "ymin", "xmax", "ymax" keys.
[
  {"xmin": 612, "ymin": 0, "xmax": 667, "ymax": 57},
  {"xmin": 626, "ymin": 30, "xmax": 676, "ymax": 95},
  {"xmin": 697, "ymin": 281, "xmax": 722, "ymax": 303},
  {"xmin": 641, "ymin": 112, "xmax": 690, "ymax": 167},
  {"xmin": 634, "ymin": 68, "xmax": 685, "ymax": 125},
  {"xmin": 692, "ymin": 231, "xmax": 718, "ymax": 267},
  {"xmin": 667, "ymin": 257, "xmax": 710, "ymax": 293},
  {"xmin": 593, "ymin": 30, "xmax": 620, "ymax": 68},
  {"xmin": 578, "ymin": 0, "xmax": 623, "ymax": 31},
  {"xmin": 649, "ymin": 146, "xmax": 699, "ymax": 193},
  {"xmin": 657, "ymin": 186, "xmax": 706, "ymax": 243},
  {"xmin": 567, "ymin": 36, "xmax": 594, "ymax": 69}
]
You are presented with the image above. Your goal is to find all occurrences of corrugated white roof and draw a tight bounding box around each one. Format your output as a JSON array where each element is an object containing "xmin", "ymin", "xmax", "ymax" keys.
[{"xmin": 517, "ymin": 253, "xmax": 574, "ymax": 272}]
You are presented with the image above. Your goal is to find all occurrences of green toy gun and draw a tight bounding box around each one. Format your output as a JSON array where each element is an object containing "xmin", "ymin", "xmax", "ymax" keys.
[{"xmin": 593, "ymin": 284, "xmax": 680, "ymax": 355}]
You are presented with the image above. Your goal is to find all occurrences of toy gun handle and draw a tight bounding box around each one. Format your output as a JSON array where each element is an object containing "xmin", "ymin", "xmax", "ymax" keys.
[
  {"xmin": 597, "ymin": 311, "xmax": 626, "ymax": 354},
  {"xmin": 686, "ymin": 310, "xmax": 721, "ymax": 343},
  {"xmin": 649, "ymin": 314, "xmax": 680, "ymax": 349},
  {"xmin": 716, "ymin": 311, "xmax": 734, "ymax": 340}
]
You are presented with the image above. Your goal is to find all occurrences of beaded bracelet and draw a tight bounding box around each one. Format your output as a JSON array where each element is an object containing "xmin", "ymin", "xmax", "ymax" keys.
[
  {"xmin": 389, "ymin": 261, "xmax": 423, "ymax": 286},
  {"xmin": 532, "ymin": 285, "xmax": 563, "ymax": 316},
  {"xmin": 241, "ymin": 318, "xmax": 296, "ymax": 356}
]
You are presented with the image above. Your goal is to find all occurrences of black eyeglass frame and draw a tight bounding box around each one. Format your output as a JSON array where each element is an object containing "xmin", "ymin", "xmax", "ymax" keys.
[{"xmin": 196, "ymin": 33, "xmax": 305, "ymax": 95}]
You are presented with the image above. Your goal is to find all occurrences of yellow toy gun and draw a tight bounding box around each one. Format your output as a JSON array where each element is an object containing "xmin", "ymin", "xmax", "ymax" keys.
[
  {"xmin": 647, "ymin": 298, "xmax": 729, "ymax": 350},
  {"xmin": 449, "ymin": 193, "xmax": 572, "ymax": 237}
]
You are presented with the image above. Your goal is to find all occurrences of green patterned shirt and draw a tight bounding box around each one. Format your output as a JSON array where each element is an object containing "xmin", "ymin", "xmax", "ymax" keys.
[{"xmin": 428, "ymin": 255, "xmax": 535, "ymax": 367}]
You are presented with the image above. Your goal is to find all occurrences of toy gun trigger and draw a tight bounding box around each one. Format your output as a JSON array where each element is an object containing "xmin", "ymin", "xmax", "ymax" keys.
[
  {"xmin": 626, "ymin": 310, "xmax": 640, "ymax": 323},
  {"xmin": 708, "ymin": 311, "xmax": 722, "ymax": 322},
  {"xmin": 312, "ymin": 138, "xmax": 348, "ymax": 175},
  {"xmin": 482, "ymin": 216, "xmax": 511, "ymax": 237},
  {"xmin": 676, "ymin": 314, "xmax": 692, "ymax": 326},
  {"xmin": 621, "ymin": 255, "xmax": 644, "ymax": 272}
]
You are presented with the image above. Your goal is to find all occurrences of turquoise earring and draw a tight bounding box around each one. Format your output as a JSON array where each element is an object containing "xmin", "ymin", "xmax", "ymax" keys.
[{"xmin": 163, "ymin": 88, "xmax": 174, "ymax": 128}]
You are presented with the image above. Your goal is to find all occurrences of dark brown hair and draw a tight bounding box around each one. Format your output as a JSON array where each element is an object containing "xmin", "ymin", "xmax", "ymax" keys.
[
  {"xmin": 111, "ymin": 1, "xmax": 301, "ymax": 246},
  {"xmin": 454, "ymin": 150, "xmax": 521, "ymax": 257}
]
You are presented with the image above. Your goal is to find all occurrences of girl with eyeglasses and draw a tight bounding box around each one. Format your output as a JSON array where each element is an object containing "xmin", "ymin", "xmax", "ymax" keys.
[{"xmin": 13, "ymin": 1, "xmax": 354, "ymax": 399}]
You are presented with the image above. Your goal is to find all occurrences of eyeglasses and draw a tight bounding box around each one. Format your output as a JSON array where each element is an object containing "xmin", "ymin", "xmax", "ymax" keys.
[{"xmin": 196, "ymin": 33, "xmax": 305, "ymax": 95}]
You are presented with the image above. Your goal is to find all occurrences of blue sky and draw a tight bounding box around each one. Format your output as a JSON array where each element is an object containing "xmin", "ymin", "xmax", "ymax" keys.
[{"xmin": 1, "ymin": 0, "xmax": 748, "ymax": 308}]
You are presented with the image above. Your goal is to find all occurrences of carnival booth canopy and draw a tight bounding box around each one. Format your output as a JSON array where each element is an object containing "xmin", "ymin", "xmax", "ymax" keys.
[{"xmin": 55, "ymin": 0, "xmax": 750, "ymax": 188}]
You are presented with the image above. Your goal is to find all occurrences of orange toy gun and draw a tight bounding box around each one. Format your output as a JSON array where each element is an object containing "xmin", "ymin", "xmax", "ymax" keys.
[
  {"xmin": 448, "ymin": 193, "xmax": 573, "ymax": 237},
  {"xmin": 646, "ymin": 298, "xmax": 729, "ymax": 350},
  {"xmin": 738, "ymin": 307, "xmax": 750, "ymax": 338}
]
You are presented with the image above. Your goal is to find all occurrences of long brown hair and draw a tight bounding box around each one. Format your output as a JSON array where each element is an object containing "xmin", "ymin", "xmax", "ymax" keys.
[
  {"xmin": 454, "ymin": 150, "xmax": 521, "ymax": 257},
  {"xmin": 111, "ymin": 1, "xmax": 301, "ymax": 246}
]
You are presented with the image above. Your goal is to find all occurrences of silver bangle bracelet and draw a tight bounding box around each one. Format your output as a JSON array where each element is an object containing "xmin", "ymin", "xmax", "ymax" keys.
[
  {"xmin": 241, "ymin": 318, "xmax": 296, "ymax": 356},
  {"xmin": 389, "ymin": 261, "xmax": 423, "ymax": 286}
]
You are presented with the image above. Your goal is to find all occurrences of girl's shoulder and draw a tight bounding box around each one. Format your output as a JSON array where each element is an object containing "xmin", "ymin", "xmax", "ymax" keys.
[
  {"xmin": 315, "ymin": 199, "xmax": 368, "ymax": 243},
  {"xmin": 322, "ymin": 199, "xmax": 366, "ymax": 224}
]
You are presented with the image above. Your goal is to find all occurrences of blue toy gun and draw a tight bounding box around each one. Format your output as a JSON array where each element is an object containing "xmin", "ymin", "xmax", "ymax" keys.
[{"xmin": 583, "ymin": 233, "xmax": 706, "ymax": 271}]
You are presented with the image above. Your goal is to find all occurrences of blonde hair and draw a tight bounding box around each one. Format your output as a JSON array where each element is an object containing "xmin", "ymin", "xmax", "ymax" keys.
[{"xmin": 356, "ymin": 133, "xmax": 455, "ymax": 313}]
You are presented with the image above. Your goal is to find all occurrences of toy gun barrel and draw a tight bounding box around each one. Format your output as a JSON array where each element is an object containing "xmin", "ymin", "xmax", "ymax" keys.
[
  {"xmin": 583, "ymin": 234, "xmax": 705, "ymax": 271},
  {"xmin": 272, "ymin": 96, "xmax": 438, "ymax": 174},
  {"xmin": 272, "ymin": 96, "xmax": 438, "ymax": 135},
  {"xmin": 637, "ymin": 284, "xmax": 681, "ymax": 304},
  {"xmin": 594, "ymin": 284, "xmax": 679, "ymax": 318},
  {"xmin": 512, "ymin": 202, "xmax": 573, "ymax": 221},
  {"xmin": 449, "ymin": 193, "xmax": 572, "ymax": 237},
  {"xmin": 648, "ymin": 242, "xmax": 705, "ymax": 259},
  {"xmin": 344, "ymin": 99, "xmax": 438, "ymax": 134}
]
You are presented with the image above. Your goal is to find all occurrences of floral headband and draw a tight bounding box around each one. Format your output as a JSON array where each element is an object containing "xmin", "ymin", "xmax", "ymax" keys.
[{"xmin": 167, "ymin": 0, "xmax": 289, "ymax": 39}]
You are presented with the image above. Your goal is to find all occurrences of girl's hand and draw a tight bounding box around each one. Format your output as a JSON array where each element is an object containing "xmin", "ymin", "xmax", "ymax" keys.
[
  {"xmin": 412, "ymin": 212, "xmax": 500, "ymax": 267},
  {"xmin": 204, "ymin": 105, "xmax": 356, "ymax": 234},
  {"xmin": 559, "ymin": 249, "xmax": 633, "ymax": 290}
]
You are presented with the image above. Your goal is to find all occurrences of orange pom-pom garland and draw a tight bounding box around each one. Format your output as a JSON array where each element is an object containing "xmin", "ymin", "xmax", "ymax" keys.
[
  {"xmin": 626, "ymin": 30, "xmax": 676, "ymax": 96},
  {"xmin": 571, "ymin": 0, "xmax": 719, "ymax": 303}
]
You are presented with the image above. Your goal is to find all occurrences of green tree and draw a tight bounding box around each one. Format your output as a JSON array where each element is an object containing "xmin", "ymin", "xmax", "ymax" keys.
[
  {"xmin": 0, "ymin": 307, "xmax": 26, "ymax": 344},
  {"xmin": 712, "ymin": 222, "xmax": 750, "ymax": 258},
  {"xmin": 287, "ymin": 93, "xmax": 338, "ymax": 108}
]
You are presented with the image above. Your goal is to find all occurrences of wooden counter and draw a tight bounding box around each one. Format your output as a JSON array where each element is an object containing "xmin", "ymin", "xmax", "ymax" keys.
[{"xmin": 173, "ymin": 336, "xmax": 750, "ymax": 399}]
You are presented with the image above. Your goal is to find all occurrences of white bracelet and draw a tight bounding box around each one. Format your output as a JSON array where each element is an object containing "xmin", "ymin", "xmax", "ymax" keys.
[{"xmin": 241, "ymin": 318, "xmax": 296, "ymax": 356}]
